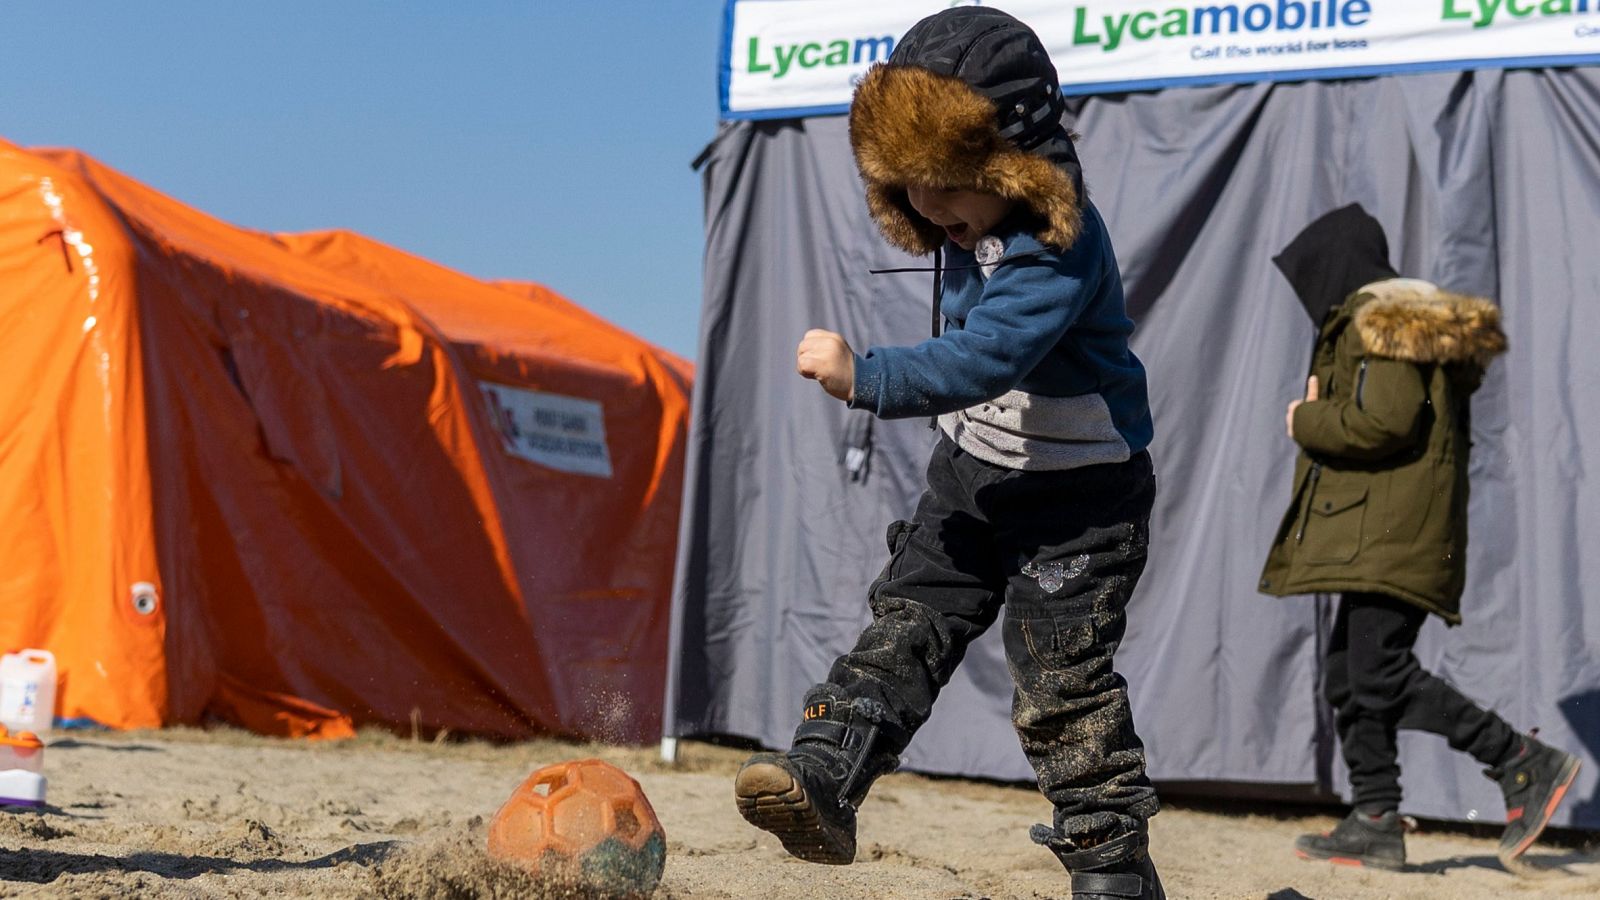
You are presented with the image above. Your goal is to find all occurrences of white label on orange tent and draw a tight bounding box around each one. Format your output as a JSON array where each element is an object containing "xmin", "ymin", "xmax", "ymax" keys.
[{"xmin": 480, "ymin": 383, "xmax": 614, "ymax": 478}]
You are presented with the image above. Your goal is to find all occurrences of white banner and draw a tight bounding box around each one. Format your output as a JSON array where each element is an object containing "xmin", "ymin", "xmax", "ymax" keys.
[
  {"xmin": 480, "ymin": 383, "xmax": 614, "ymax": 478},
  {"xmin": 721, "ymin": 0, "xmax": 1600, "ymax": 118}
]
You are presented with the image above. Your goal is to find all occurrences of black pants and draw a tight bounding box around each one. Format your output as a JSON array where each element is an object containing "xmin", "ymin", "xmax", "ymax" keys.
[
  {"xmin": 824, "ymin": 437, "xmax": 1159, "ymax": 843},
  {"xmin": 1326, "ymin": 591, "xmax": 1518, "ymax": 812}
]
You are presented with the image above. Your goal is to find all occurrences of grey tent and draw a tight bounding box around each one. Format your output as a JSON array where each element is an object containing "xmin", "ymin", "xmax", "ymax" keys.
[{"xmin": 667, "ymin": 7, "xmax": 1600, "ymax": 830}]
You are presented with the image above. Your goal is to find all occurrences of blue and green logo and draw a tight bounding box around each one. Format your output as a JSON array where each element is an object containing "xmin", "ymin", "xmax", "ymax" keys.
[{"xmin": 746, "ymin": 34, "xmax": 896, "ymax": 79}]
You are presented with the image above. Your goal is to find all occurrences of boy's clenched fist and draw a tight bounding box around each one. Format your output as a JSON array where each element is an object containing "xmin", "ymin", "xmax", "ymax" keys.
[{"xmin": 797, "ymin": 329, "xmax": 855, "ymax": 403}]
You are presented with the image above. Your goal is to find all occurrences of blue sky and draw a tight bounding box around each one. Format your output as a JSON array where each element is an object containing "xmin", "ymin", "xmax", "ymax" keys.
[{"xmin": 0, "ymin": 2, "xmax": 722, "ymax": 358}]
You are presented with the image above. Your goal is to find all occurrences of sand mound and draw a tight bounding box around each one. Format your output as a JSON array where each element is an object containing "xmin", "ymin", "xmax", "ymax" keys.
[{"xmin": 370, "ymin": 823, "xmax": 653, "ymax": 900}]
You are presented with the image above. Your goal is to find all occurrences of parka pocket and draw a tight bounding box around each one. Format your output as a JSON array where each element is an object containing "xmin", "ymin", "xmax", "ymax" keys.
[{"xmin": 1302, "ymin": 486, "xmax": 1367, "ymax": 565}]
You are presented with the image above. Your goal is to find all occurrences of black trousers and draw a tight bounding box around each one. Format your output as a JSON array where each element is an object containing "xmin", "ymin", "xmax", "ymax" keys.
[
  {"xmin": 1326, "ymin": 591, "xmax": 1518, "ymax": 812},
  {"xmin": 824, "ymin": 436, "xmax": 1159, "ymax": 843}
]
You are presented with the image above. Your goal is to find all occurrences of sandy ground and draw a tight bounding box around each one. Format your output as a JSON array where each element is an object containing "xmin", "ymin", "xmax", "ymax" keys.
[{"xmin": 0, "ymin": 728, "xmax": 1595, "ymax": 899}]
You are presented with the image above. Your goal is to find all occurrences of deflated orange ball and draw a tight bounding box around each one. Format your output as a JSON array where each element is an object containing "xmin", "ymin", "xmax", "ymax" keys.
[{"xmin": 487, "ymin": 758, "xmax": 666, "ymax": 896}]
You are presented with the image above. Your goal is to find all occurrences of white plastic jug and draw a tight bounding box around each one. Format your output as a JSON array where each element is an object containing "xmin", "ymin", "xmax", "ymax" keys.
[{"xmin": 0, "ymin": 649, "xmax": 57, "ymax": 738}]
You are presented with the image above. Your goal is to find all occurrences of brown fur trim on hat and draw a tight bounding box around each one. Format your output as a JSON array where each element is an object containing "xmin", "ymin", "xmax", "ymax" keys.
[
  {"xmin": 849, "ymin": 63, "xmax": 1081, "ymax": 256},
  {"xmin": 1353, "ymin": 280, "xmax": 1507, "ymax": 366}
]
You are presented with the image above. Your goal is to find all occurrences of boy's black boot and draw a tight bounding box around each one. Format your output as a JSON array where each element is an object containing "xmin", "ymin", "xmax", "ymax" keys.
[
  {"xmin": 1031, "ymin": 826, "xmax": 1166, "ymax": 899},
  {"xmin": 1488, "ymin": 731, "xmax": 1581, "ymax": 866},
  {"xmin": 733, "ymin": 688, "xmax": 901, "ymax": 865},
  {"xmin": 1294, "ymin": 809, "xmax": 1407, "ymax": 870}
]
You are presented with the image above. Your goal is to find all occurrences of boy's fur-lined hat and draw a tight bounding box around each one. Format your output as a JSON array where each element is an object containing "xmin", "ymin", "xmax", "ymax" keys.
[{"xmin": 849, "ymin": 7, "xmax": 1085, "ymax": 256}]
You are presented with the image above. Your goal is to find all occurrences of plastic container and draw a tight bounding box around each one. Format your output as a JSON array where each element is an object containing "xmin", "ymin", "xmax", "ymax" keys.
[
  {"xmin": 0, "ymin": 770, "xmax": 47, "ymax": 807},
  {"xmin": 0, "ymin": 726, "xmax": 46, "ymax": 808},
  {"xmin": 0, "ymin": 649, "xmax": 57, "ymax": 738},
  {"xmin": 0, "ymin": 726, "xmax": 43, "ymax": 774}
]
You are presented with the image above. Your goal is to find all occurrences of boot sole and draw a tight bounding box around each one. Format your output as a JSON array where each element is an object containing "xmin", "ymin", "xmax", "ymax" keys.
[
  {"xmin": 1498, "ymin": 756, "xmax": 1581, "ymax": 868},
  {"xmin": 1294, "ymin": 848, "xmax": 1405, "ymax": 872},
  {"xmin": 734, "ymin": 760, "xmax": 856, "ymax": 865}
]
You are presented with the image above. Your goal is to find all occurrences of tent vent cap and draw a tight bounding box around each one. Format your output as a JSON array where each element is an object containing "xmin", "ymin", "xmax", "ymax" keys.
[{"xmin": 131, "ymin": 583, "xmax": 159, "ymax": 616}]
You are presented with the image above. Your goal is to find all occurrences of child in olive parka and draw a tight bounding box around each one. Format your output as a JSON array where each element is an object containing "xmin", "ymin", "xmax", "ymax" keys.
[{"xmin": 1262, "ymin": 204, "xmax": 1581, "ymax": 871}]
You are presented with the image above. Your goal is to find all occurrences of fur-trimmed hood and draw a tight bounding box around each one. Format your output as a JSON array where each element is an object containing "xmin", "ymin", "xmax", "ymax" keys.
[
  {"xmin": 1352, "ymin": 279, "xmax": 1507, "ymax": 367},
  {"xmin": 847, "ymin": 8, "xmax": 1083, "ymax": 256}
]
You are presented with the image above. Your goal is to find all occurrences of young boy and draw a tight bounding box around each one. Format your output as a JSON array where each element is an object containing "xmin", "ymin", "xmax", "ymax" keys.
[
  {"xmin": 1262, "ymin": 204, "xmax": 1581, "ymax": 871},
  {"xmin": 733, "ymin": 8, "xmax": 1165, "ymax": 899}
]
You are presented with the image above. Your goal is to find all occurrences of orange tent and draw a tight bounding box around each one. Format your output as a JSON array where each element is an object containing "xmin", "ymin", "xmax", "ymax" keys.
[{"xmin": 0, "ymin": 139, "xmax": 691, "ymax": 742}]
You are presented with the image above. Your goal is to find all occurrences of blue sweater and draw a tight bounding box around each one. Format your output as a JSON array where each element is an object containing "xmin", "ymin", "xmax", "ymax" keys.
[{"xmin": 849, "ymin": 202, "xmax": 1152, "ymax": 461}]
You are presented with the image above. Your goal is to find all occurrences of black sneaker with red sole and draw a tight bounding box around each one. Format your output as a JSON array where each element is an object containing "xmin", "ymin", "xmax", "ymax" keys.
[
  {"xmin": 1295, "ymin": 809, "xmax": 1408, "ymax": 871},
  {"xmin": 1492, "ymin": 733, "xmax": 1582, "ymax": 868}
]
